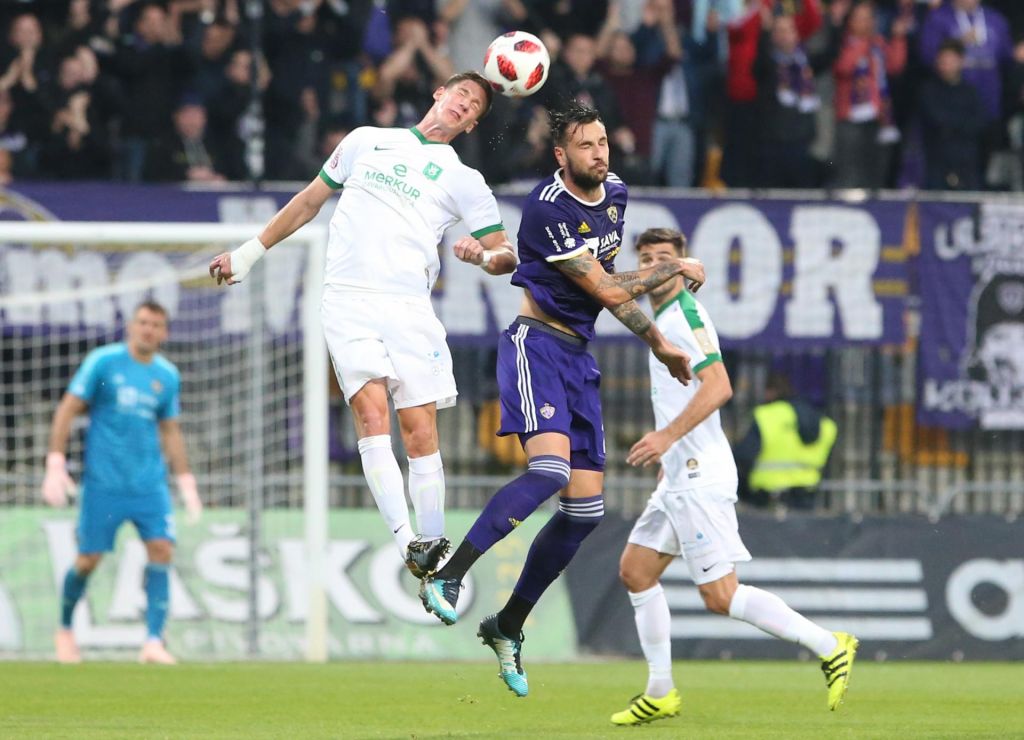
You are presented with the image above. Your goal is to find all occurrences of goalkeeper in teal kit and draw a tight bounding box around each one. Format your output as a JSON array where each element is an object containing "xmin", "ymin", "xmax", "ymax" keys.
[{"xmin": 42, "ymin": 301, "xmax": 202, "ymax": 664}]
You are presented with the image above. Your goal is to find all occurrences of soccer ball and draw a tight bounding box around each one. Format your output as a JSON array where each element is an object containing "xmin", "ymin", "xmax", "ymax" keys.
[{"xmin": 482, "ymin": 31, "xmax": 550, "ymax": 98}]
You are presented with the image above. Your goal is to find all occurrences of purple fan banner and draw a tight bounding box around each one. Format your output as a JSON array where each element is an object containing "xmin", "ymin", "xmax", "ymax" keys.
[
  {"xmin": 917, "ymin": 201, "xmax": 1024, "ymax": 430},
  {"xmin": 2, "ymin": 184, "xmax": 909, "ymax": 348}
]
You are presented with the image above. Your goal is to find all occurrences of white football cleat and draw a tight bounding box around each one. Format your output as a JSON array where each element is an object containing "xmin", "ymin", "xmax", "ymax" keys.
[
  {"xmin": 54, "ymin": 628, "xmax": 81, "ymax": 664},
  {"xmin": 139, "ymin": 639, "xmax": 177, "ymax": 665}
]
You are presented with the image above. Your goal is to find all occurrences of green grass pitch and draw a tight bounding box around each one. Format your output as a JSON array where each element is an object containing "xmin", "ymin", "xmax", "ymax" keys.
[{"xmin": 1, "ymin": 660, "xmax": 1020, "ymax": 739}]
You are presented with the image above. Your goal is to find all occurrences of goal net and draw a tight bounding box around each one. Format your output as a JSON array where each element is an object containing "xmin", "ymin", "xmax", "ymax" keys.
[{"xmin": 0, "ymin": 222, "xmax": 328, "ymax": 661}]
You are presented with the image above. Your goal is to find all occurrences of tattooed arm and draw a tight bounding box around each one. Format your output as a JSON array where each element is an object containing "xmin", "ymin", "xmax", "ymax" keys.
[
  {"xmin": 608, "ymin": 299, "xmax": 694, "ymax": 384},
  {"xmin": 552, "ymin": 249, "xmax": 704, "ymax": 308}
]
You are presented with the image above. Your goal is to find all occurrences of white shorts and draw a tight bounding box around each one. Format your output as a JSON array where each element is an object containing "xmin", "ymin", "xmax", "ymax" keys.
[
  {"xmin": 628, "ymin": 483, "xmax": 751, "ymax": 586},
  {"xmin": 321, "ymin": 288, "xmax": 457, "ymax": 409}
]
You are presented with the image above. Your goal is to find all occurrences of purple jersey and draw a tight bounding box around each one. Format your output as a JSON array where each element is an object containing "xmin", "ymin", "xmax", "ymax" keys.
[{"xmin": 512, "ymin": 170, "xmax": 628, "ymax": 340}]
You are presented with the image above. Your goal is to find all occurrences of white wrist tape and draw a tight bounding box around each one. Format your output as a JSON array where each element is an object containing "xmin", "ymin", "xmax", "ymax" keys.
[
  {"xmin": 479, "ymin": 250, "xmax": 494, "ymax": 269},
  {"xmin": 229, "ymin": 237, "xmax": 267, "ymax": 282}
]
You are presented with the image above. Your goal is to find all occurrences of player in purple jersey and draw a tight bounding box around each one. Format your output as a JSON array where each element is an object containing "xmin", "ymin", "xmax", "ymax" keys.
[{"xmin": 420, "ymin": 103, "xmax": 706, "ymax": 697}]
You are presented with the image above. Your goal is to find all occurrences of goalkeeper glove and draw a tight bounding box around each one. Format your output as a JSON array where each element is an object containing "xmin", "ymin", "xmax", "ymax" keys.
[
  {"xmin": 42, "ymin": 452, "xmax": 76, "ymax": 508},
  {"xmin": 177, "ymin": 473, "xmax": 203, "ymax": 525}
]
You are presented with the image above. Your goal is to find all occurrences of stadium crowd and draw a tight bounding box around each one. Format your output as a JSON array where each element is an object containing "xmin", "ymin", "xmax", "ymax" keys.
[{"xmin": 1, "ymin": 0, "xmax": 1023, "ymax": 191}]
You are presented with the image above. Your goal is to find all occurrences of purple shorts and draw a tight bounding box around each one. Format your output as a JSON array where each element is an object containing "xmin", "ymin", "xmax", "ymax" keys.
[{"xmin": 496, "ymin": 317, "xmax": 605, "ymax": 471}]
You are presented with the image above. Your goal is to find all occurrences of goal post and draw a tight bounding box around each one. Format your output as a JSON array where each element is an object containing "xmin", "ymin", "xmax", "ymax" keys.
[{"xmin": 0, "ymin": 221, "xmax": 329, "ymax": 662}]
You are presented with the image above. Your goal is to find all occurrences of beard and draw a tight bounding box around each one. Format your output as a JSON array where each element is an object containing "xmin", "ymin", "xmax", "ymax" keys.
[{"xmin": 565, "ymin": 157, "xmax": 607, "ymax": 191}]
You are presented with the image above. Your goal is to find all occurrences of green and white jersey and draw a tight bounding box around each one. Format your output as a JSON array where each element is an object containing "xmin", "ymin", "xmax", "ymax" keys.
[
  {"xmin": 318, "ymin": 126, "xmax": 504, "ymax": 296},
  {"xmin": 649, "ymin": 290, "xmax": 738, "ymax": 495}
]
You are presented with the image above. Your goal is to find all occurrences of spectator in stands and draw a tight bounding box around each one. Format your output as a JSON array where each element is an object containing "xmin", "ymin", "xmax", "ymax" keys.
[
  {"xmin": 919, "ymin": 39, "xmax": 985, "ymax": 190},
  {"xmin": 438, "ymin": 0, "xmax": 516, "ymax": 172},
  {"xmin": 1007, "ymin": 40, "xmax": 1024, "ymax": 188},
  {"xmin": 38, "ymin": 51, "xmax": 112, "ymax": 180},
  {"xmin": 526, "ymin": 0, "xmax": 610, "ymax": 41},
  {"xmin": 1, "ymin": 13, "xmax": 50, "ymax": 176},
  {"xmin": 194, "ymin": 19, "xmax": 237, "ymax": 104},
  {"xmin": 263, "ymin": 0, "xmax": 322, "ymax": 179},
  {"xmin": 543, "ymin": 33, "xmax": 637, "ymax": 177},
  {"xmin": 0, "ymin": 87, "xmax": 28, "ymax": 177},
  {"xmin": 734, "ymin": 371, "xmax": 837, "ymax": 511},
  {"xmin": 145, "ymin": 100, "xmax": 227, "ymax": 182},
  {"xmin": 753, "ymin": 3, "xmax": 842, "ymax": 188},
  {"xmin": 0, "ymin": 145, "xmax": 11, "ymax": 185},
  {"xmin": 598, "ymin": 0, "xmax": 687, "ymax": 186},
  {"xmin": 373, "ymin": 16, "xmax": 453, "ymax": 129},
  {"xmin": 723, "ymin": 0, "xmax": 822, "ymax": 188},
  {"xmin": 111, "ymin": 2, "xmax": 193, "ymax": 182},
  {"xmin": 919, "ymin": 0, "xmax": 1013, "ymax": 189},
  {"xmin": 831, "ymin": 0, "xmax": 908, "ymax": 189},
  {"xmin": 205, "ymin": 48, "xmax": 269, "ymax": 182}
]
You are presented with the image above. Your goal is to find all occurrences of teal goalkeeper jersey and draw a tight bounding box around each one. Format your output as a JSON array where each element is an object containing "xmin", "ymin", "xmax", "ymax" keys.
[{"xmin": 67, "ymin": 343, "xmax": 180, "ymax": 496}]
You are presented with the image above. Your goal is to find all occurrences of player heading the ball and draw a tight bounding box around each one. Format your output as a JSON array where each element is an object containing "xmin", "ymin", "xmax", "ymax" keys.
[{"xmin": 209, "ymin": 72, "xmax": 517, "ymax": 581}]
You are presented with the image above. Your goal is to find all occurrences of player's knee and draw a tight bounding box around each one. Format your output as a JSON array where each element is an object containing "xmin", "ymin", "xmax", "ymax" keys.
[
  {"xmin": 75, "ymin": 554, "xmax": 101, "ymax": 575},
  {"xmin": 619, "ymin": 561, "xmax": 655, "ymax": 592},
  {"xmin": 353, "ymin": 407, "xmax": 389, "ymax": 437},
  {"xmin": 146, "ymin": 540, "xmax": 174, "ymax": 564},
  {"xmin": 699, "ymin": 587, "xmax": 732, "ymax": 615},
  {"xmin": 401, "ymin": 425, "xmax": 438, "ymax": 458}
]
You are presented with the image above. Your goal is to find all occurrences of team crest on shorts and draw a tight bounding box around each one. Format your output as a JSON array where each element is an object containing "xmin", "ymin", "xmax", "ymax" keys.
[
  {"xmin": 539, "ymin": 403, "xmax": 555, "ymax": 419},
  {"xmin": 606, "ymin": 205, "xmax": 618, "ymax": 223}
]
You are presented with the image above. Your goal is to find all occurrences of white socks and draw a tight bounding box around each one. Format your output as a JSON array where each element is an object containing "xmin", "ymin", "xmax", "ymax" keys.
[
  {"xmin": 408, "ymin": 451, "xmax": 445, "ymax": 540},
  {"xmin": 357, "ymin": 435, "xmax": 412, "ymax": 554},
  {"xmin": 728, "ymin": 584, "xmax": 838, "ymax": 657},
  {"xmin": 629, "ymin": 584, "xmax": 674, "ymax": 698}
]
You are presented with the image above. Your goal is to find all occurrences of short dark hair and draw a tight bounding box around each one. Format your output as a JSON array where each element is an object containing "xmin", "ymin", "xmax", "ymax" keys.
[
  {"xmin": 134, "ymin": 300, "xmax": 168, "ymax": 318},
  {"xmin": 549, "ymin": 102, "xmax": 603, "ymax": 148},
  {"xmin": 938, "ymin": 38, "xmax": 966, "ymax": 57},
  {"xmin": 636, "ymin": 227, "xmax": 687, "ymax": 255},
  {"xmin": 444, "ymin": 71, "xmax": 494, "ymax": 119}
]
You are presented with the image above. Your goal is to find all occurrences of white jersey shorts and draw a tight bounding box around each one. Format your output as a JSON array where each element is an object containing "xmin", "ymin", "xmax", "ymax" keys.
[
  {"xmin": 321, "ymin": 288, "xmax": 457, "ymax": 409},
  {"xmin": 628, "ymin": 482, "xmax": 752, "ymax": 586}
]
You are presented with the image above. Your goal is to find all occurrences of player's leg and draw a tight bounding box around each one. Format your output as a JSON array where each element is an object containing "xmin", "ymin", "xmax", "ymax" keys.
[
  {"xmin": 712, "ymin": 575, "xmax": 856, "ymax": 709},
  {"xmin": 138, "ymin": 538, "xmax": 177, "ymax": 664},
  {"xmin": 323, "ymin": 291, "xmax": 413, "ymax": 555},
  {"xmin": 56, "ymin": 487, "xmax": 123, "ymax": 663},
  {"xmin": 350, "ymin": 379, "xmax": 414, "ymax": 555},
  {"xmin": 420, "ymin": 325, "xmax": 572, "ymax": 625},
  {"xmin": 133, "ymin": 491, "xmax": 178, "ymax": 664},
  {"xmin": 611, "ymin": 542, "xmax": 682, "ymax": 725},
  {"xmin": 395, "ymin": 402, "xmax": 450, "ymax": 577},
  {"xmin": 686, "ymin": 492, "xmax": 857, "ymax": 710},
  {"xmin": 421, "ymin": 431, "xmax": 570, "ymax": 626},
  {"xmin": 56, "ymin": 552, "xmax": 102, "ymax": 664},
  {"xmin": 479, "ymin": 460, "xmax": 604, "ymax": 697}
]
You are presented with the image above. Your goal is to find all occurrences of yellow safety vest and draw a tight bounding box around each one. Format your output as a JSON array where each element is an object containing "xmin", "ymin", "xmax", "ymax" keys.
[{"xmin": 749, "ymin": 401, "xmax": 837, "ymax": 493}]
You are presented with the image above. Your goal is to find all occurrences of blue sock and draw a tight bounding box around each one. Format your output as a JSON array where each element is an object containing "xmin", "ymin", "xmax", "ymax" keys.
[
  {"xmin": 60, "ymin": 567, "xmax": 90, "ymax": 628},
  {"xmin": 464, "ymin": 455, "xmax": 570, "ymax": 552},
  {"xmin": 499, "ymin": 495, "xmax": 604, "ymax": 635},
  {"xmin": 144, "ymin": 563, "xmax": 170, "ymax": 640}
]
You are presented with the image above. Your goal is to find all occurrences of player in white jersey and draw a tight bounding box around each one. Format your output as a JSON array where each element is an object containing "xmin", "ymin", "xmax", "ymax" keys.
[
  {"xmin": 609, "ymin": 228, "xmax": 859, "ymax": 726},
  {"xmin": 208, "ymin": 72, "xmax": 517, "ymax": 578}
]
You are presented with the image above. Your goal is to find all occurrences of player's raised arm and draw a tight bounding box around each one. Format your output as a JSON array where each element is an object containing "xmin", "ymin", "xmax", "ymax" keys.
[
  {"xmin": 628, "ymin": 361, "xmax": 733, "ymax": 467},
  {"xmin": 451, "ymin": 229, "xmax": 517, "ymax": 275},
  {"xmin": 209, "ymin": 176, "xmax": 335, "ymax": 285},
  {"xmin": 42, "ymin": 393, "xmax": 87, "ymax": 507},
  {"xmin": 552, "ymin": 249, "xmax": 705, "ymax": 307}
]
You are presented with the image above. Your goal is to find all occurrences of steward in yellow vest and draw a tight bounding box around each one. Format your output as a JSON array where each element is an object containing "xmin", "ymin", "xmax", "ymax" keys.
[{"xmin": 735, "ymin": 376, "xmax": 836, "ymax": 510}]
